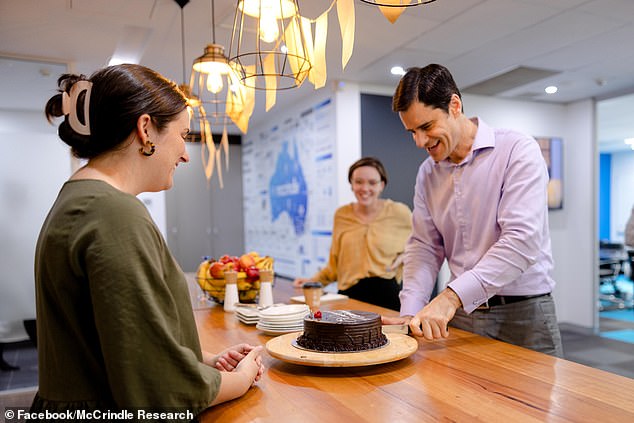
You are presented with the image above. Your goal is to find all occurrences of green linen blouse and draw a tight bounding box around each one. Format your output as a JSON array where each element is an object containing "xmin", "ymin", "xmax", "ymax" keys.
[{"xmin": 31, "ymin": 180, "xmax": 220, "ymax": 419}]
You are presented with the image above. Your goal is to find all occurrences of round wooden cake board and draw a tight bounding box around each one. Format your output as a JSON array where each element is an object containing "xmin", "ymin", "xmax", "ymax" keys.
[{"xmin": 266, "ymin": 332, "xmax": 418, "ymax": 367}]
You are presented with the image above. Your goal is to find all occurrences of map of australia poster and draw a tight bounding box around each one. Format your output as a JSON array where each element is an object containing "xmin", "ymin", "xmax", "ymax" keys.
[{"xmin": 242, "ymin": 98, "xmax": 337, "ymax": 279}]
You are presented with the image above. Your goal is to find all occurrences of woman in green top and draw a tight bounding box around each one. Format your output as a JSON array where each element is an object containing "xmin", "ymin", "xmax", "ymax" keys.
[{"xmin": 32, "ymin": 64, "xmax": 263, "ymax": 418}]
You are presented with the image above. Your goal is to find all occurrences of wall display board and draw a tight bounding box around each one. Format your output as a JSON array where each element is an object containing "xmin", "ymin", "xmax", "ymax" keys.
[
  {"xmin": 243, "ymin": 99, "xmax": 337, "ymax": 279},
  {"xmin": 536, "ymin": 137, "xmax": 563, "ymax": 209}
]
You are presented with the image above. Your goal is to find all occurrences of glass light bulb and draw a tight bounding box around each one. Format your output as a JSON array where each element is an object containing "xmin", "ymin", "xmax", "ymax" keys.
[
  {"xmin": 545, "ymin": 85, "xmax": 558, "ymax": 94},
  {"xmin": 207, "ymin": 72, "xmax": 224, "ymax": 94},
  {"xmin": 259, "ymin": 7, "xmax": 279, "ymax": 43},
  {"xmin": 391, "ymin": 66, "xmax": 405, "ymax": 76}
]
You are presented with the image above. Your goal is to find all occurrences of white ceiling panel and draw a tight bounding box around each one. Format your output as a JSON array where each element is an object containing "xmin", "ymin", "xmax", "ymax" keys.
[
  {"xmin": 579, "ymin": 0, "xmax": 634, "ymax": 21},
  {"xmin": 525, "ymin": 24, "xmax": 634, "ymax": 72},
  {"xmin": 404, "ymin": 0, "xmax": 561, "ymax": 56}
]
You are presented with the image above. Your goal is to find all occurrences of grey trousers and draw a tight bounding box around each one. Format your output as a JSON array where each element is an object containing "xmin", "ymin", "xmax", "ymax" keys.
[{"xmin": 450, "ymin": 294, "xmax": 564, "ymax": 358}]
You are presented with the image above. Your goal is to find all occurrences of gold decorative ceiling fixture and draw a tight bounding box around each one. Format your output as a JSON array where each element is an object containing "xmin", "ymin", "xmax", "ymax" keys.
[
  {"xmin": 190, "ymin": 0, "xmax": 256, "ymax": 188},
  {"xmin": 188, "ymin": 0, "xmax": 437, "ymax": 133},
  {"xmin": 228, "ymin": 0, "xmax": 313, "ymax": 112},
  {"xmin": 359, "ymin": 0, "xmax": 438, "ymax": 24}
]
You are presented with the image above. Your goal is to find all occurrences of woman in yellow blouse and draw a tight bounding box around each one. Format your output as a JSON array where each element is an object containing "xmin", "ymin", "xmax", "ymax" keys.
[{"xmin": 293, "ymin": 157, "xmax": 412, "ymax": 310}]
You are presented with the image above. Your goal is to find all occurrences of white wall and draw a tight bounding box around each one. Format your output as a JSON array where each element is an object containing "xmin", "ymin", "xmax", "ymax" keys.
[
  {"xmin": 463, "ymin": 95, "xmax": 596, "ymax": 328},
  {"xmin": 138, "ymin": 191, "xmax": 167, "ymax": 238},
  {"xmin": 334, "ymin": 81, "xmax": 362, "ymax": 205},
  {"xmin": 559, "ymin": 100, "xmax": 596, "ymax": 329},
  {"xmin": 0, "ymin": 110, "xmax": 70, "ymax": 341},
  {"xmin": 0, "ymin": 110, "xmax": 169, "ymax": 341}
]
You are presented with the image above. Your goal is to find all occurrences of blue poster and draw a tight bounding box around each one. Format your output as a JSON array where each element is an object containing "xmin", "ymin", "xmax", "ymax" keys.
[{"xmin": 243, "ymin": 98, "xmax": 336, "ymax": 278}]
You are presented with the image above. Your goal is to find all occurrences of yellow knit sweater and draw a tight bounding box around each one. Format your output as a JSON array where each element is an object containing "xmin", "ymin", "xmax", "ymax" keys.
[{"xmin": 313, "ymin": 199, "xmax": 412, "ymax": 291}]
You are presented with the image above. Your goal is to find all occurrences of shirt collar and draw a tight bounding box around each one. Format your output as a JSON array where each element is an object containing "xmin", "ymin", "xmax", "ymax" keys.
[{"xmin": 435, "ymin": 117, "xmax": 495, "ymax": 167}]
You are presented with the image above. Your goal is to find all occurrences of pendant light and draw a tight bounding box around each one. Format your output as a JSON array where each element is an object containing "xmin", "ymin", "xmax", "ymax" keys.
[
  {"xmin": 228, "ymin": 0, "xmax": 312, "ymax": 92},
  {"xmin": 190, "ymin": 0, "xmax": 258, "ymax": 188},
  {"xmin": 191, "ymin": 0, "xmax": 232, "ymax": 96},
  {"xmin": 174, "ymin": 0, "xmax": 200, "ymax": 109}
]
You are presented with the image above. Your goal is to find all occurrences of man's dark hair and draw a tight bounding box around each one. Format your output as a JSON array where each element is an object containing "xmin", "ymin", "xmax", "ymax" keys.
[{"xmin": 392, "ymin": 64, "xmax": 462, "ymax": 113}]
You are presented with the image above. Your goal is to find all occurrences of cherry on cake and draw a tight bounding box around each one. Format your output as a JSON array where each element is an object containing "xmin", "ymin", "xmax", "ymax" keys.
[{"xmin": 296, "ymin": 310, "xmax": 388, "ymax": 352}]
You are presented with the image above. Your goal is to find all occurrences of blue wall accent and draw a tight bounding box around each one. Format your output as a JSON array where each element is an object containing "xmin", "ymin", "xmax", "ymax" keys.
[{"xmin": 599, "ymin": 153, "xmax": 611, "ymax": 240}]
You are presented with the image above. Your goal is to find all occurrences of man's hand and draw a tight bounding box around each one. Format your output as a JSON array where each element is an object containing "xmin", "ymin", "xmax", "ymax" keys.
[{"xmin": 409, "ymin": 288, "xmax": 462, "ymax": 340}]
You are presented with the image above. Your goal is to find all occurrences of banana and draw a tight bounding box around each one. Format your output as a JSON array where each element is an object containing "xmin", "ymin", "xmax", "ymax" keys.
[
  {"xmin": 255, "ymin": 256, "xmax": 274, "ymax": 270},
  {"xmin": 262, "ymin": 256, "xmax": 274, "ymax": 270},
  {"xmin": 210, "ymin": 289, "xmax": 225, "ymax": 302},
  {"xmin": 237, "ymin": 280, "xmax": 252, "ymax": 291},
  {"xmin": 196, "ymin": 259, "xmax": 212, "ymax": 281},
  {"xmin": 209, "ymin": 278, "xmax": 226, "ymax": 287}
]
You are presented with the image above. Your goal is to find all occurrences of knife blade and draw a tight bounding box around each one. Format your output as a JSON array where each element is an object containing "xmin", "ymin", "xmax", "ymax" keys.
[{"xmin": 381, "ymin": 324, "xmax": 409, "ymax": 335}]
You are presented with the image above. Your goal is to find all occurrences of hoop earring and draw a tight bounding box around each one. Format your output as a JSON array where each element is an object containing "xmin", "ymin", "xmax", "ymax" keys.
[{"xmin": 139, "ymin": 142, "xmax": 156, "ymax": 157}]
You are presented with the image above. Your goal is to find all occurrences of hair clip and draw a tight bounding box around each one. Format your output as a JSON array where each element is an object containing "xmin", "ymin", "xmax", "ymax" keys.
[{"xmin": 61, "ymin": 80, "xmax": 93, "ymax": 135}]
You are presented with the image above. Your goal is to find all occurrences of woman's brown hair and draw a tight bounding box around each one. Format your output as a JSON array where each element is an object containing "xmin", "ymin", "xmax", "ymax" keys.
[{"xmin": 347, "ymin": 157, "xmax": 388, "ymax": 186}]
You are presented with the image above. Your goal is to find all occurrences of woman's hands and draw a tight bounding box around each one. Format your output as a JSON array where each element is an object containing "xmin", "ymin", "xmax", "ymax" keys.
[
  {"xmin": 210, "ymin": 345, "xmax": 265, "ymax": 406},
  {"xmin": 205, "ymin": 343, "xmax": 264, "ymax": 382}
]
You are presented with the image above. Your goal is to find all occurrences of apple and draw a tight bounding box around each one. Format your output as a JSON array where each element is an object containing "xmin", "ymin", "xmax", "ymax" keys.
[
  {"xmin": 222, "ymin": 261, "xmax": 236, "ymax": 273},
  {"xmin": 245, "ymin": 266, "xmax": 259, "ymax": 282},
  {"xmin": 219, "ymin": 255, "xmax": 232, "ymax": 264},
  {"xmin": 239, "ymin": 253, "xmax": 256, "ymax": 270},
  {"xmin": 209, "ymin": 261, "xmax": 225, "ymax": 279}
]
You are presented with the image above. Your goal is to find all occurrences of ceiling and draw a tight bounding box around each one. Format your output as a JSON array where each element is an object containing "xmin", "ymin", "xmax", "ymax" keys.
[{"xmin": 1, "ymin": 0, "xmax": 634, "ymax": 150}]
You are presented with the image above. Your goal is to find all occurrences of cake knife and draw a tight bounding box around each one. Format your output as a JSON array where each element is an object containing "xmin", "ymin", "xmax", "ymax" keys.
[{"xmin": 381, "ymin": 324, "xmax": 409, "ymax": 335}]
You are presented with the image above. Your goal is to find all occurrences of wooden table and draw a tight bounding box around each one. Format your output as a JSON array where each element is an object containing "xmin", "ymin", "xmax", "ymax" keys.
[{"xmin": 188, "ymin": 274, "xmax": 634, "ymax": 422}]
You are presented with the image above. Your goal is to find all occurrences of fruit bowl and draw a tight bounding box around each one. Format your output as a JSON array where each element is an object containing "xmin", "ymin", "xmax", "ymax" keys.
[
  {"xmin": 197, "ymin": 275, "xmax": 261, "ymax": 304},
  {"xmin": 196, "ymin": 253, "xmax": 273, "ymax": 304}
]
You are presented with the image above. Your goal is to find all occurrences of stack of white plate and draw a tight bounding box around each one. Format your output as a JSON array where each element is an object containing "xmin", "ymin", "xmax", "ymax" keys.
[
  {"xmin": 236, "ymin": 307, "xmax": 260, "ymax": 325},
  {"xmin": 256, "ymin": 304, "xmax": 310, "ymax": 335}
]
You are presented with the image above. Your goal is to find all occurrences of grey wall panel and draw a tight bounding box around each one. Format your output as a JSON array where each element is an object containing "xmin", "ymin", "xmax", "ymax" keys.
[
  {"xmin": 166, "ymin": 142, "xmax": 244, "ymax": 272},
  {"xmin": 360, "ymin": 94, "xmax": 428, "ymax": 209}
]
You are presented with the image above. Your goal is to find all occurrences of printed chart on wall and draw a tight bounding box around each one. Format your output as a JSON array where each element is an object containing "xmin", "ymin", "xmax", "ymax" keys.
[
  {"xmin": 536, "ymin": 136, "xmax": 563, "ymax": 210},
  {"xmin": 243, "ymin": 98, "xmax": 337, "ymax": 279}
]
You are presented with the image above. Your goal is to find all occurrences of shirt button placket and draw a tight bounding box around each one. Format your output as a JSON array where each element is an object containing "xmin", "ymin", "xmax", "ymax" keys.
[{"xmin": 453, "ymin": 166, "xmax": 469, "ymax": 251}]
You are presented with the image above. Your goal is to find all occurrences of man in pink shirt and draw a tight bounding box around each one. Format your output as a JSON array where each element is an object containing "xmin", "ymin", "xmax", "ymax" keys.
[{"xmin": 384, "ymin": 64, "xmax": 563, "ymax": 357}]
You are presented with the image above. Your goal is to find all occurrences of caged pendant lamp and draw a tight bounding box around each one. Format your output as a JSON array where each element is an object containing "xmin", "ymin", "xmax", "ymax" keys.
[
  {"xmin": 174, "ymin": 0, "xmax": 227, "ymax": 188},
  {"xmin": 190, "ymin": 0, "xmax": 250, "ymax": 131},
  {"xmin": 190, "ymin": 0, "xmax": 255, "ymax": 188},
  {"xmin": 228, "ymin": 0, "xmax": 312, "ymax": 93}
]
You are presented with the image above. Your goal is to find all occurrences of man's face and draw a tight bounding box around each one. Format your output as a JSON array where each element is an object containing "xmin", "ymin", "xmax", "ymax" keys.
[{"xmin": 398, "ymin": 95, "xmax": 461, "ymax": 163}]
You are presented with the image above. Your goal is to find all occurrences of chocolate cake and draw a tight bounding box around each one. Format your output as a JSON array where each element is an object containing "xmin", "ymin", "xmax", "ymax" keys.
[{"xmin": 296, "ymin": 310, "xmax": 388, "ymax": 352}]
